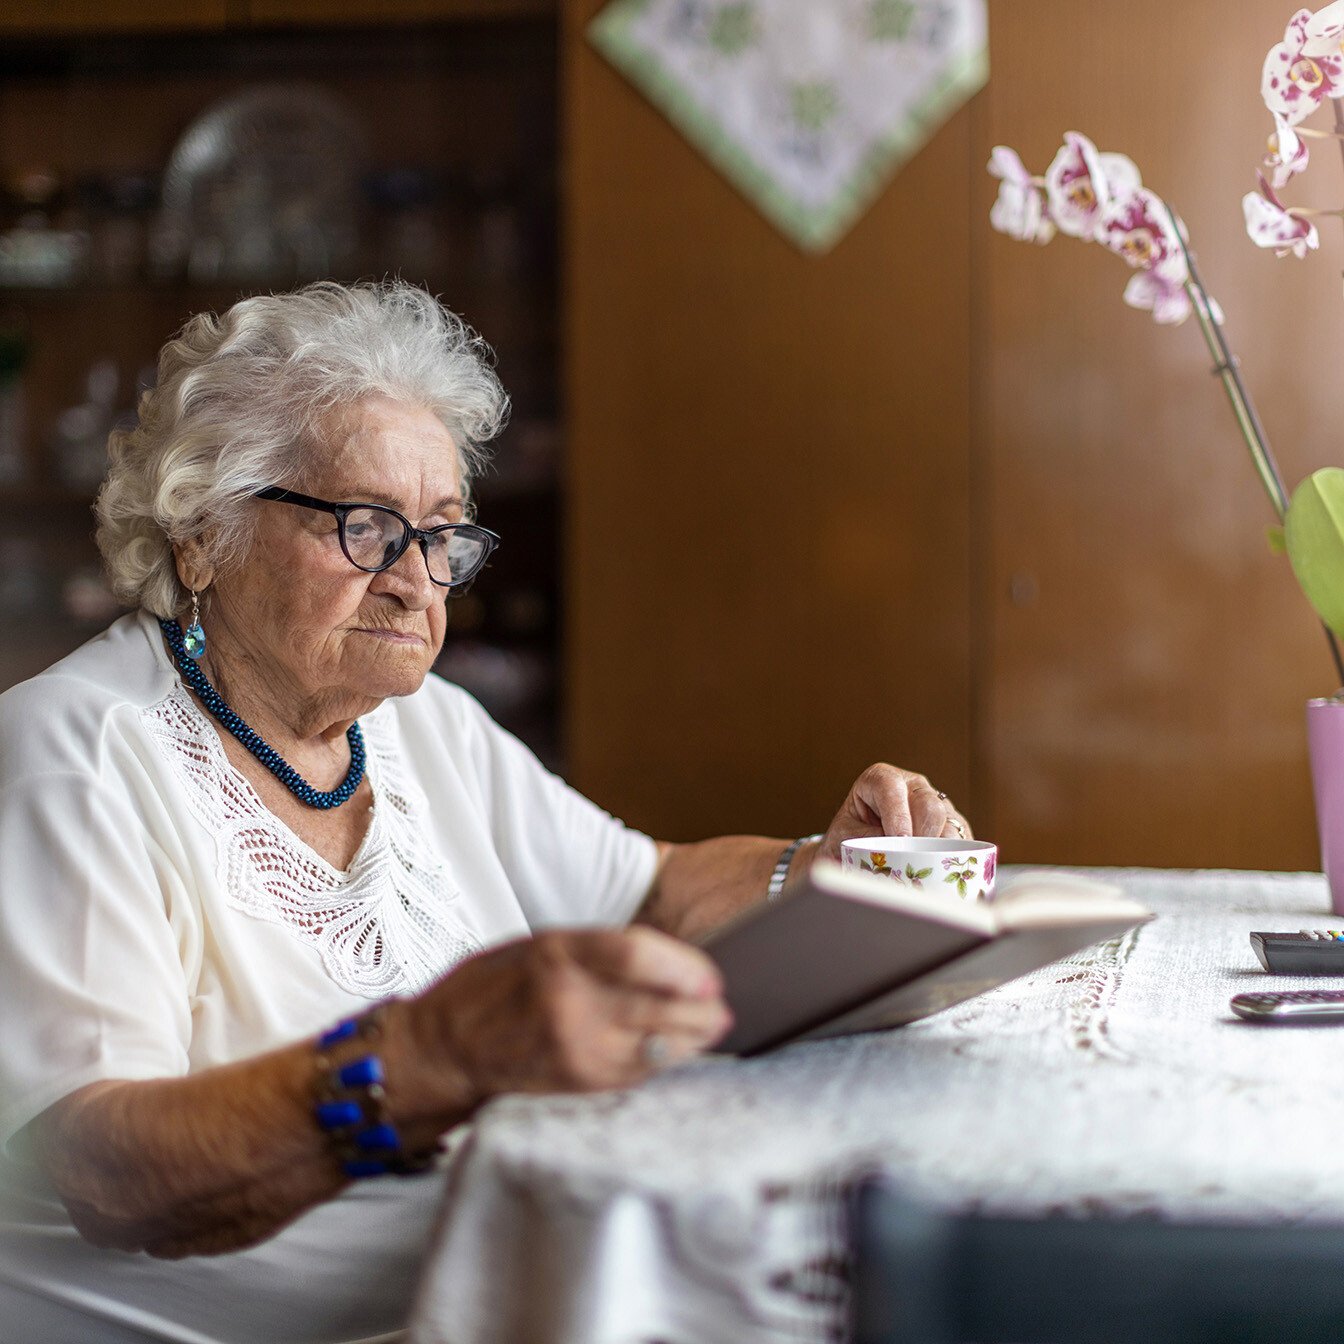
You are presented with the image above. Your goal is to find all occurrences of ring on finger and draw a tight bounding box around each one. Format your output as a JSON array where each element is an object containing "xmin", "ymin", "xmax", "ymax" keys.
[
  {"xmin": 640, "ymin": 1032, "xmax": 671, "ymax": 1069},
  {"xmin": 934, "ymin": 789, "xmax": 965, "ymax": 837}
]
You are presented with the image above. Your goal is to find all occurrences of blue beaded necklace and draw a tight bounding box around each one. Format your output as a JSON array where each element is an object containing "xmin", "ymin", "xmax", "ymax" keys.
[{"xmin": 158, "ymin": 617, "xmax": 366, "ymax": 810}]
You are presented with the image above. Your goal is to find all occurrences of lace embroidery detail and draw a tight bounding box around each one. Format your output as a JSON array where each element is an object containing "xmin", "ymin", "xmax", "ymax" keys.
[{"xmin": 142, "ymin": 685, "xmax": 483, "ymax": 996}]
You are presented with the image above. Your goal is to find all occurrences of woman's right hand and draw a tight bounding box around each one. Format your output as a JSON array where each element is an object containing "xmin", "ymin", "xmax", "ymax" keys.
[{"xmin": 402, "ymin": 927, "xmax": 733, "ymax": 1115}]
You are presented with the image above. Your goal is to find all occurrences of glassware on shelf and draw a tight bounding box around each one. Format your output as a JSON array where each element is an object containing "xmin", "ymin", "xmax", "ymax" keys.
[
  {"xmin": 48, "ymin": 357, "xmax": 119, "ymax": 493},
  {"xmin": 0, "ymin": 169, "xmax": 89, "ymax": 288},
  {"xmin": 0, "ymin": 311, "xmax": 30, "ymax": 487},
  {"xmin": 470, "ymin": 169, "xmax": 527, "ymax": 286},
  {"xmin": 153, "ymin": 84, "xmax": 368, "ymax": 286},
  {"xmin": 81, "ymin": 171, "xmax": 157, "ymax": 287},
  {"xmin": 486, "ymin": 417, "xmax": 559, "ymax": 496},
  {"xmin": 0, "ymin": 536, "xmax": 44, "ymax": 621},
  {"xmin": 364, "ymin": 166, "xmax": 450, "ymax": 283}
]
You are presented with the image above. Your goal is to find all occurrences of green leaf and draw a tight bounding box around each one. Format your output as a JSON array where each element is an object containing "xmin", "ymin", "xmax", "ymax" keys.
[
  {"xmin": 1286, "ymin": 469, "xmax": 1344, "ymax": 638},
  {"xmin": 915, "ymin": 867, "xmax": 933, "ymax": 880},
  {"xmin": 1267, "ymin": 525, "xmax": 1287, "ymax": 556}
]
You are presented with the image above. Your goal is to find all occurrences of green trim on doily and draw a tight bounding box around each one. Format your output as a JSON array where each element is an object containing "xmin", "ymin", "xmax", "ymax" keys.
[{"xmin": 587, "ymin": 0, "xmax": 988, "ymax": 253}]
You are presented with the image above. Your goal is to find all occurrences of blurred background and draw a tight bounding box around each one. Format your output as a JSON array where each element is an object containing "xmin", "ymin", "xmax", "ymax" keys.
[{"xmin": 0, "ymin": 0, "xmax": 1334, "ymax": 872}]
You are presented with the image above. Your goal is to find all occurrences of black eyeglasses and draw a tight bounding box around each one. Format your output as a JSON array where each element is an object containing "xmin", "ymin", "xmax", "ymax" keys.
[{"xmin": 254, "ymin": 487, "xmax": 500, "ymax": 590}]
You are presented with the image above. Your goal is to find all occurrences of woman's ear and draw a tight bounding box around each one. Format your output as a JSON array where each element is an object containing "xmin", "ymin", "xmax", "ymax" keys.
[{"xmin": 172, "ymin": 538, "xmax": 215, "ymax": 595}]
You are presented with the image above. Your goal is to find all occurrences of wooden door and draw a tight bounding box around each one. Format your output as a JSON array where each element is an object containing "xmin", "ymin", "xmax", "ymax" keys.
[{"xmin": 562, "ymin": 0, "xmax": 975, "ymax": 841}]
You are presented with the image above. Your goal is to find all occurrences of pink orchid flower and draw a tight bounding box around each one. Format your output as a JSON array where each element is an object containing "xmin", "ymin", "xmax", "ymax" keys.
[
  {"xmin": 1043, "ymin": 131, "xmax": 1142, "ymax": 239},
  {"xmin": 1264, "ymin": 114, "xmax": 1310, "ymax": 187},
  {"xmin": 1122, "ymin": 269, "xmax": 1192, "ymax": 325},
  {"xmin": 1096, "ymin": 187, "xmax": 1190, "ymax": 282},
  {"xmin": 1243, "ymin": 175, "xmax": 1320, "ymax": 257},
  {"xmin": 987, "ymin": 145, "xmax": 1055, "ymax": 245},
  {"xmin": 1261, "ymin": 2, "xmax": 1344, "ymax": 127}
]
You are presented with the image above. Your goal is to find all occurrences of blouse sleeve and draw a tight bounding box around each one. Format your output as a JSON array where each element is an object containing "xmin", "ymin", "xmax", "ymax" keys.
[
  {"xmin": 0, "ymin": 702, "xmax": 194, "ymax": 1156},
  {"xmin": 444, "ymin": 688, "xmax": 659, "ymax": 930}
]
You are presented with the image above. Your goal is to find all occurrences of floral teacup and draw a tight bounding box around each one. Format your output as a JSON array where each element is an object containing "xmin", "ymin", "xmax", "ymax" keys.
[{"xmin": 839, "ymin": 836, "xmax": 998, "ymax": 903}]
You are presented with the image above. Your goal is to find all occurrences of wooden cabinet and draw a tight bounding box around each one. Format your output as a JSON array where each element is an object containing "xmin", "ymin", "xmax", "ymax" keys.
[
  {"xmin": 0, "ymin": 14, "xmax": 563, "ymax": 759},
  {"xmin": 0, "ymin": 3, "xmax": 233, "ymax": 34},
  {"xmin": 0, "ymin": 1, "xmax": 553, "ymax": 34},
  {"xmin": 246, "ymin": 0, "xmax": 552, "ymax": 24}
]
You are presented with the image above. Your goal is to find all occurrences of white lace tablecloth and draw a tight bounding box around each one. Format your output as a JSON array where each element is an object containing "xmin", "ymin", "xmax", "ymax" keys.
[{"xmin": 408, "ymin": 868, "xmax": 1344, "ymax": 1344}]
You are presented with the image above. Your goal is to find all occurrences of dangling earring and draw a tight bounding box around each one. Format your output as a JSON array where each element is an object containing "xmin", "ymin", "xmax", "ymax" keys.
[{"xmin": 183, "ymin": 589, "xmax": 207, "ymax": 661}]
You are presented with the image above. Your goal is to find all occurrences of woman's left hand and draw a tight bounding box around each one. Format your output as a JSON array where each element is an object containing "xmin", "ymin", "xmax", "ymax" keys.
[{"xmin": 815, "ymin": 763, "xmax": 971, "ymax": 861}]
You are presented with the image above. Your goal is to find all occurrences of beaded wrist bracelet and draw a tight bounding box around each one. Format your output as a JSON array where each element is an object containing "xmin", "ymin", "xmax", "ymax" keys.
[{"xmin": 313, "ymin": 1005, "xmax": 438, "ymax": 1179}]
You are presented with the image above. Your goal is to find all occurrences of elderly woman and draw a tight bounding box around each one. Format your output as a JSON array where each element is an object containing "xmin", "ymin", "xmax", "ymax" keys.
[{"xmin": 0, "ymin": 281, "xmax": 968, "ymax": 1342}]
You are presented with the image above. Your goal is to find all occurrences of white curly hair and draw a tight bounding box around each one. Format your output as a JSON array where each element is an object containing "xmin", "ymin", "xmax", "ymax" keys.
[{"xmin": 95, "ymin": 279, "xmax": 509, "ymax": 618}]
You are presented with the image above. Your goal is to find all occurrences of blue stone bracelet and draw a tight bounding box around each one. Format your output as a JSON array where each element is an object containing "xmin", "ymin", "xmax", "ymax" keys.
[{"xmin": 313, "ymin": 1006, "xmax": 438, "ymax": 1179}]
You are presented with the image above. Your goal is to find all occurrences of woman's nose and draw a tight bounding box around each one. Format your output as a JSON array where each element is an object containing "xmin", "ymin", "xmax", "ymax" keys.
[{"xmin": 371, "ymin": 540, "xmax": 438, "ymax": 607}]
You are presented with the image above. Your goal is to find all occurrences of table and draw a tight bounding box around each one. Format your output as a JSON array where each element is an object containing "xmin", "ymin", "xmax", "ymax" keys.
[{"xmin": 408, "ymin": 868, "xmax": 1344, "ymax": 1344}]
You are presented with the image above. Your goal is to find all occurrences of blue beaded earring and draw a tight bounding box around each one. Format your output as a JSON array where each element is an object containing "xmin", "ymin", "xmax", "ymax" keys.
[{"xmin": 183, "ymin": 589, "xmax": 207, "ymax": 661}]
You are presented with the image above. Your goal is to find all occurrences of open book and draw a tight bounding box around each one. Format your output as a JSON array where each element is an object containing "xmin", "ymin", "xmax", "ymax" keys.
[{"xmin": 700, "ymin": 861, "xmax": 1151, "ymax": 1055}]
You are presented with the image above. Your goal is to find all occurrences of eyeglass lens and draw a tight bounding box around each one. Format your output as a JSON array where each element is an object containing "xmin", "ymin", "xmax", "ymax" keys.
[{"xmin": 342, "ymin": 507, "xmax": 491, "ymax": 586}]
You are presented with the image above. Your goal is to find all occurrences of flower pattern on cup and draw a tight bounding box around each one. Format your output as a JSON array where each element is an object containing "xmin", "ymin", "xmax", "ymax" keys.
[
  {"xmin": 944, "ymin": 867, "xmax": 980, "ymax": 898},
  {"xmin": 896, "ymin": 862, "xmax": 933, "ymax": 888},
  {"xmin": 857, "ymin": 854, "xmax": 935, "ymax": 888},
  {"xmin": 931, "ymin": 853, "xmax": 980, "ymax": 899}
]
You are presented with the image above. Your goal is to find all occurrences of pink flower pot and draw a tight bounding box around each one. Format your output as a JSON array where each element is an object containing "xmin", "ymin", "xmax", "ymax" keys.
[{"xmin": 1307, "ymin": 698, "xmax": 1344, "ymax": 915}]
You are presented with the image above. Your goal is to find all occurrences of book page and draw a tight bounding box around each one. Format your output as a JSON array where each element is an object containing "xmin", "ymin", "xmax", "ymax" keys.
[{"xmin": 991, "ymin": 870, "xmax": 1151, "ymax": 930}]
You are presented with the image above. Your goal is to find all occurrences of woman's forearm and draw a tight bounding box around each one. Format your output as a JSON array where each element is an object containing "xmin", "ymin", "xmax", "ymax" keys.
[
  {"xmin": 636, "ymin": 835, "xmax": 820, "ymax": 941},
  {"xmin": 31, "ymin": 1000, "xmax": 474, "ymax": 1258}
]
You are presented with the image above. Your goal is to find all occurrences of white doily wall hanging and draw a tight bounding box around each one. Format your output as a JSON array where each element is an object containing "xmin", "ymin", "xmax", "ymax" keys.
[{"xmin": 589, "ymin": 0, "xmax": 989, "ymax": 252}]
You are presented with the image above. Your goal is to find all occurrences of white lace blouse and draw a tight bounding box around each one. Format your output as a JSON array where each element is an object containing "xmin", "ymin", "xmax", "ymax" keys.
[
  {"xmin": 0, "ymin": 609, "xmax": 657, "ymax": 1343},
  {"xmin": 0, "ymin": 608, "xmax": 657, "ymax": 1148}
]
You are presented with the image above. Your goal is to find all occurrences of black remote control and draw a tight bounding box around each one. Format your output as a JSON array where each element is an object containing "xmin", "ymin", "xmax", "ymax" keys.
[{"xmin": 1250, "ymin": 930, "xmax": 1344, "ymax": 974}]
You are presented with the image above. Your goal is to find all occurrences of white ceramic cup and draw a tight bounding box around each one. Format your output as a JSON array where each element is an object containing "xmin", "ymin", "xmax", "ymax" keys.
[{"xmin": 839, "ymin": 836, "xmax": 998, "ymax": 903}]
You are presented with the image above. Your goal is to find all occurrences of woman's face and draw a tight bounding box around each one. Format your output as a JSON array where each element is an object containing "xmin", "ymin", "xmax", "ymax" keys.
[{"xmin": 209, "ymin": 394, "xmax": 464, "ymax": 718}]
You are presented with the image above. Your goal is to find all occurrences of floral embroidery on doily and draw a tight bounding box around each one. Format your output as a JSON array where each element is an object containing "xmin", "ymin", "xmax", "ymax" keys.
[{"xmin": 141, "ymin": 685, "xmax": 483, "ymax": 996}]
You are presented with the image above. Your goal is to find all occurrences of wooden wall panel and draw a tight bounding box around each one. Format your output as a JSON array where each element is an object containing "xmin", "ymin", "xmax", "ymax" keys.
[
  {"xmin": 979, "ymin": 0, "xmax": 1336, "ymax": 868},
  {"xmin": 563, "ymin": 0, "xmax": 974, "ymax": 841}
]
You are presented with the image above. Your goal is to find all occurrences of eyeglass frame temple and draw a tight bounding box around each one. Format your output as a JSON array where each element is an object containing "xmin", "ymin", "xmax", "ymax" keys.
[{"xmin": 252, "ymin": 486, "xmax": 500, "ymax": 587}]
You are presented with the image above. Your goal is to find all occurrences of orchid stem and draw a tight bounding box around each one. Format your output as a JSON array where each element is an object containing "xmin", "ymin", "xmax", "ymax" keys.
[
  {"xmin": 1169, "ymin": 206, "xmax": 1344, "ymax": 687},
  {"xmin": 1332, "ymin": 97, "xmax": 1344, "ymax": 175},
  {"xmin": 1179, "ymin": 254, "xmax": 1288, "ymax": 518},
  {"xmin": 1333, "ymin": 98, "xmax": 1344, "ymax": 293}
]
